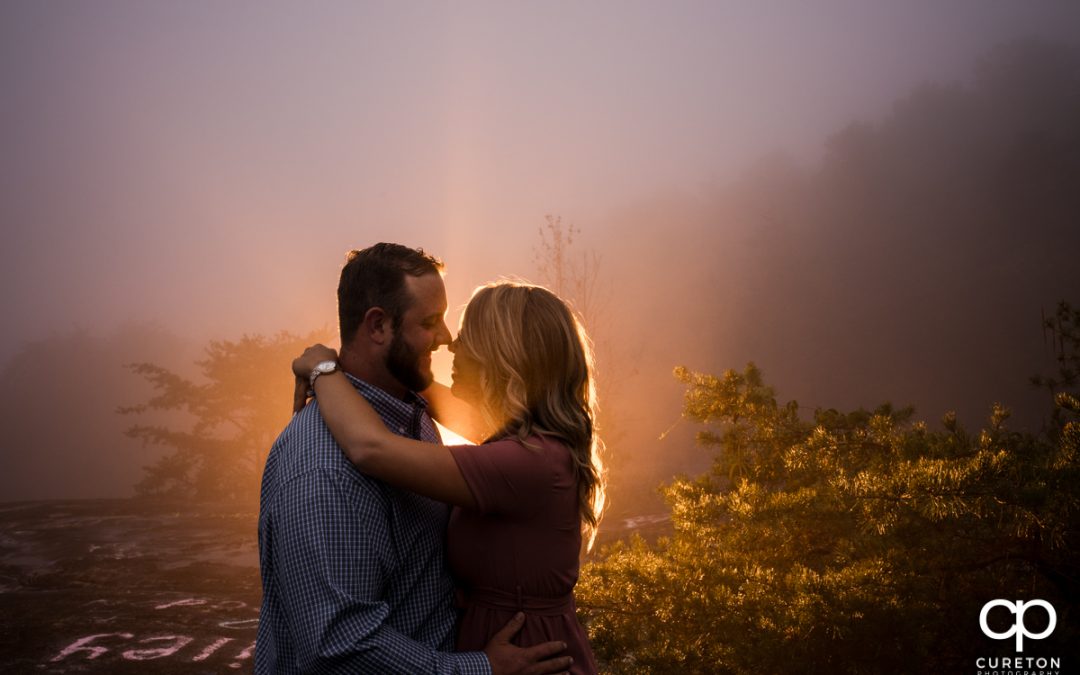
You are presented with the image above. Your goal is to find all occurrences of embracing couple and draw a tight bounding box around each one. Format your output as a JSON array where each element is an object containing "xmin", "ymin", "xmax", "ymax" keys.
[{"xmin": 255, "ymin": 243, "xmax": 603, "ymax": 674}]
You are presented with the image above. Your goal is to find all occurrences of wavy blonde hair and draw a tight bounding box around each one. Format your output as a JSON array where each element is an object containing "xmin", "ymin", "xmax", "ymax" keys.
[{"xmin": 456, "ymin": 281, "xmax": 606, "ymax": 550}]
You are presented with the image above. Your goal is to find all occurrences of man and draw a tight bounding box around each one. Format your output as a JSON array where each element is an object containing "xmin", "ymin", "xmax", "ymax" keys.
[{"xmin": 256, "ymin": 244, "xmax": 569, "ymax": 674}]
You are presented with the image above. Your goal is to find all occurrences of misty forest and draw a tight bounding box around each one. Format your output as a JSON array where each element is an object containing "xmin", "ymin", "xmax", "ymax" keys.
[{"xmin": 2, "ymin": 38, "xmax": 1080, "ymax": 674}]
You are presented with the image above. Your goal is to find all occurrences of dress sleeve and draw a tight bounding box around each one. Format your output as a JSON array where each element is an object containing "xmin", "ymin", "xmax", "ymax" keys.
[
  {"xmin": 447, "ymin": 438, "xmax": 565, "ymax": 517},
  {"xmin": 273, "ymin": 469, "xmax": 491, "ymax": 674}
]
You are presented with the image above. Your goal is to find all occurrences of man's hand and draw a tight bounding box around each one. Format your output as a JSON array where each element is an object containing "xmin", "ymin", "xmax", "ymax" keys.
[{"xmin": 484, "ymin": 613, "xmax": 572, "ymax": 675}]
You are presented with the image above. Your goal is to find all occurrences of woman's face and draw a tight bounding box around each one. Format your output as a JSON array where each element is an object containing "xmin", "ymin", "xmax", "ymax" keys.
[{"xmin": 449, "ymin": 335, "xmax": 483, "ymax": 404}]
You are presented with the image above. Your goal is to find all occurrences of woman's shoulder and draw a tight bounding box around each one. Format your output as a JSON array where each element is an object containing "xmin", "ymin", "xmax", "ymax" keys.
[
  {"xmin": 449, "ymin": 434, "xmax": 575, "ymax": 513},
  {"xmin": 481, "ymin": 434, "xmax": 574, "ymax": 471},
  {"xmin": 485, "ymin": 433, "xmax": 570, "ymax": 453}
]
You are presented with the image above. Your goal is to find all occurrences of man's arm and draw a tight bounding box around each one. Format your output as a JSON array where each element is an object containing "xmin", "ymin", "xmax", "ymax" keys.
[{"xmin": 273, "ymin": 469, "xmax": 489, "ymax": 674}]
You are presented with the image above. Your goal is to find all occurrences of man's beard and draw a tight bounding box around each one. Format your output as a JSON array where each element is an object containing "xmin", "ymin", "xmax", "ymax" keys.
[{"xmin": 386, "ymin": 332, "xmax": 432, "ymax": 392}]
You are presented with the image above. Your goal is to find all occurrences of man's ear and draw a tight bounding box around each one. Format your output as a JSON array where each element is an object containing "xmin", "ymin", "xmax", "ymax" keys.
[{"xmin": 362, "ymin": 307, "xmax": 393, "ymax": 346}]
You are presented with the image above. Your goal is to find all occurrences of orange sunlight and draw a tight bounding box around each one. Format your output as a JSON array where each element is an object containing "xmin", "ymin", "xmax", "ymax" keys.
[
  {"xmin": 435, "ymin": 422, "xmax": 474, "ymax": 446},
  {"xmin": 431, "ymin": 346, "xmax": 474, "ymax": 445}
]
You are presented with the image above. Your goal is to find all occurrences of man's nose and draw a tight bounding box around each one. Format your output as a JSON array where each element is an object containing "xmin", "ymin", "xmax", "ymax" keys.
[{"xmin": 435, "ymin": 321, "xmax": 452, "ymax": 348}]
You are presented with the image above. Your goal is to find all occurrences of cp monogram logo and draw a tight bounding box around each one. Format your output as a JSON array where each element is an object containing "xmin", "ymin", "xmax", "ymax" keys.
[{"xmin": 979, "ymin": 599, "xmax": 1057, "ymax": 651}]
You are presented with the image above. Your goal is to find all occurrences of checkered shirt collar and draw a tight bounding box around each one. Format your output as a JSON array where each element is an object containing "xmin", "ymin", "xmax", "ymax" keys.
[{"xmin": 342, "ymin": 371, "xmax": 432, "ymax": 437}]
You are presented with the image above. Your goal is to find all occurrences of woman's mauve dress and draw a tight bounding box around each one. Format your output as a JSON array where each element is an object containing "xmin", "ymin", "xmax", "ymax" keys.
[{"xmin": 446, "ymin": 435, "xmax": 598, "ymax": 675}]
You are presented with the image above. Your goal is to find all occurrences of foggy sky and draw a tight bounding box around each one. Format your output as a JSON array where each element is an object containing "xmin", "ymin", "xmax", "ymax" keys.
[
  {"xmin": 4, "ymin": 1, "xmax": 1079, "ymax": 354},
  {"xmin": 3, "ymin": 2, "xmax": 1080, "ymax": 502}
]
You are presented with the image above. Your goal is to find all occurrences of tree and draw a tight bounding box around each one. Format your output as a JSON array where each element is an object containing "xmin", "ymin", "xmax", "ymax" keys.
[
  {"xmin": 1034, "ymin": 301, "xmax": 1080, "ymax": 430},
  {"xmin": 120, "ymin": 329, "xmax": 332, "ymax": 505},
  {"xmin": 534, "ymin": 214, "xmax": 606, "ymax": 326},
  {"xmin": 577, "ymin": 304, "xmax": 1080, "ymax": 673},
  {"xmin": 532, "ymin": 215, "xmax": 641, "ymax": 506}
]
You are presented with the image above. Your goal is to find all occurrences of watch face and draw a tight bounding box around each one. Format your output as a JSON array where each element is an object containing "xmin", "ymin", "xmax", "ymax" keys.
[{"xmin": 310, "ymin": 360, "xmax": 338, "ymax": 387}]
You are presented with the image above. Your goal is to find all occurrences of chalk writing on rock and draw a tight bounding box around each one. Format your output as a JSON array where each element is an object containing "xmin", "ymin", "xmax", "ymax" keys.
[
  {"xmin": 154, "ymin": 597, "xmax": 250, "ymax": 611},
  {"xmin": 50, "ymin": 633, "xmax": 256, "ymax": 665},
  {"xmin": 122, "ymin": 636, "xmax": 194, "ymax": 660},
  {"xmin": 51, "ymin": 633, "xmax": 134, "ymax": 661},
  {"xmin": 192, "ymin": 637, "xmax": 233, "ymax": 662},
  {"xmin": 154, "ymin": 598, "xmax": 207, "ymax": 610}
]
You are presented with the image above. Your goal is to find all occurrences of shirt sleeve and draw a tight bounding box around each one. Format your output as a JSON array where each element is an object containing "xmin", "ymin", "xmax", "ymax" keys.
[
  {"xmin": 447, "ymin": 438, "xmax": 564, "ymax": 517},
  {"xmin": 272, "ymin": 469, "xmax": 491, "ymax": 674}
]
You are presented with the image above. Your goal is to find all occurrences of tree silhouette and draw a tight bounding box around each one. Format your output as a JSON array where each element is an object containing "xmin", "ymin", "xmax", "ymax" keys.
[{"xmin": 120, "ymin": 329, "xmax": 332, "ymax": 505}]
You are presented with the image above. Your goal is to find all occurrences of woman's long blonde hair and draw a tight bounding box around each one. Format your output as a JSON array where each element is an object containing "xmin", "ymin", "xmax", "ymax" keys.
[{"xmin": 456, "ymin": 281, "xmax": 606, "ymax": 550}]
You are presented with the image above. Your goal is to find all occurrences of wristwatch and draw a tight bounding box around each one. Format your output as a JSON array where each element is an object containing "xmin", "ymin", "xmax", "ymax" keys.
[{"xmin": 309, "ymin": 360, "xmax": 339, "ymax": 387}]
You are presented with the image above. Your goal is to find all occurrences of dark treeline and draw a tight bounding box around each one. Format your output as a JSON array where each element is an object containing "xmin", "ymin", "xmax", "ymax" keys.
[
  {"xmin": 0, "ymin": 323, "xmax": 196, "ymax": 501},
  {"xmin": 597, "ymin": 40, "xmax": 1080, "ymax": 510}
]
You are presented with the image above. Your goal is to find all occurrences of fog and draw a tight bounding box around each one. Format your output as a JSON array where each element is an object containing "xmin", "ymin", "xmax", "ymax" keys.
[{"xmin": 2, "ymin": 2, "xmax": 1080, "ymax": 508}]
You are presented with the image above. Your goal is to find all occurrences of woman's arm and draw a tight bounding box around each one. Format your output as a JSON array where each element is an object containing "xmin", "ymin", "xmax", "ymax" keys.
[
  {"xmin": 294, "ymin": 345, "xmax": 478, "ymax": 509},
  {"xmin": 420, "ymin": 381, "xmax": 488, "ymax": 444}
]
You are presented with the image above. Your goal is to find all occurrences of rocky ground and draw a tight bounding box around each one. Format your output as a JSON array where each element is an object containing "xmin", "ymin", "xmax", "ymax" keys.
[
  {"xmin": 0, "ymin": 498, "xmax": 669, "ymax": 673},
  {"xmin": 0, "ymin": 500, "xmax": 261, "ymax": 673}
]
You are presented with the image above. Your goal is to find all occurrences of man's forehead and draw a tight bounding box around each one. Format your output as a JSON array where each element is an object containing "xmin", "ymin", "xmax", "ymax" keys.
[{"xmin": 403, "ymin": 272, "xmax": 447, "ymax": 313}]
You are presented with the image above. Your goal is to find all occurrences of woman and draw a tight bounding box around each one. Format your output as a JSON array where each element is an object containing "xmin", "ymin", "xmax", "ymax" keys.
[{"xmin": 292, "ymin": 281, "xmax": 604, "ymax": 674}]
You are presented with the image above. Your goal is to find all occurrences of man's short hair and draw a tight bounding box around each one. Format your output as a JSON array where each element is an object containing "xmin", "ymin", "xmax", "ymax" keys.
[{"xmin": 338, "ymin": 243, "xmax": 444, "ymax": 345}]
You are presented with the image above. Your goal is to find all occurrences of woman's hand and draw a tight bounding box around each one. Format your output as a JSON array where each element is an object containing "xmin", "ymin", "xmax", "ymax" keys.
[
  {"xmin": 293, "ymin": 375, "xmax": 310, "ymax": 414},
  {"xmin": 292, "ymin": 344, "xmax": 339, "ymax": 379},
  {"xmin": 292, "ymin": 343, "xmax": 478, "ymax": 509},
  {"xmin": 291, "ymin": 344, "xmax": 339, "ymax": 413}
]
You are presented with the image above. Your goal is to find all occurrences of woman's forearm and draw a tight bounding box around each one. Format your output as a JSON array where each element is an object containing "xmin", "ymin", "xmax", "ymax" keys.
[
  {"xmin": 311, "ymin": 371, "xmax": 389, "ymax": 464},
  {"xmin": 310, "ymin": 371, "xmax": 478, "ymax": 508}
]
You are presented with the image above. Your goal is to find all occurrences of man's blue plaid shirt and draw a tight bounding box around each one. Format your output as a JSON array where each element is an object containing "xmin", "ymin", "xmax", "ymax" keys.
[{"xmin": 255, "ymin": 374, "xmax": 491, "ymax": 674}]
